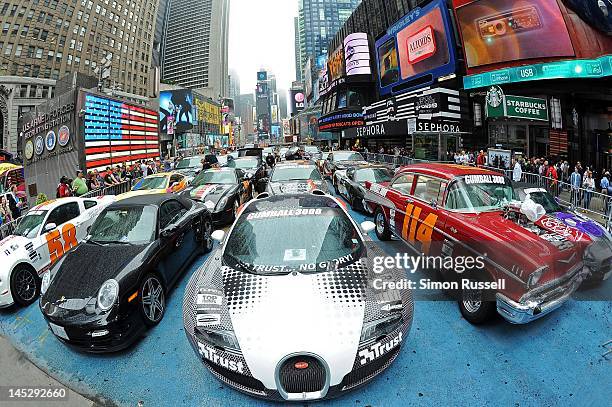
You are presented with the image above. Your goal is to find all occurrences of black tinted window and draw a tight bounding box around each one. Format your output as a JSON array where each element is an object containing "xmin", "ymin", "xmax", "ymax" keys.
[
  {"xmin": 46, "ymin": 202, "xmax": 80, "ymax": 227},
  {"xmin": 159, "ymin": 200, "xmax": 187, "ymax": 229}
]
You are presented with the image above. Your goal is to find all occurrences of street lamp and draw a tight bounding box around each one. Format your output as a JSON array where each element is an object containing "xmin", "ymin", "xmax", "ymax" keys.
[{"xmin": 93, "ymin": 55, "xmax": 112, "ymax": 93}]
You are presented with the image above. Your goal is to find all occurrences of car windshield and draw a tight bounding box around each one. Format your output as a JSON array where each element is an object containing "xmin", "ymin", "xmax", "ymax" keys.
[
  {"xmin": 223, "ymin": 207, "xmax": 363, "ymax": 275},
  {"xmin": 355, "ymin": 168, "xmax": 392, "ymax": 183},
  {"xmin": 304, "ymin": 146, "xmax": 319, "ymax": 153},
  {"xmin": 527, "ymin": 191, "xmax": 563, "ymax": 213},
  {"xmin": 192, "ymin": 170, "xmax": 236, "ymax": 185},
  {"xmin": 271, "ymin": 166, "xmax": 321, "ymax": 181},
  {"xmin": 12, "ymin": 210, "xmax": 47, "ymax": 238},
  {"xmin": 176, "ymin": 158, "xmax": 201, "ymax": 169},
  {"xmin": 132, "ymin": 176, "xmax": 168, "ymax": 191},
  {"xmin": 89, "ymin": 206, "xmax": 157, "ymax": 245},
  {"xmin": 228, "ymin": 158, "xmax": 258, "ymax": 170},
  {"xmin": 334, "ymin": 152, "xmax": 364, "ymax": 162},
  {"xmin": 446, "ymin": 175, "xmax": 516, "ymax": 212}
]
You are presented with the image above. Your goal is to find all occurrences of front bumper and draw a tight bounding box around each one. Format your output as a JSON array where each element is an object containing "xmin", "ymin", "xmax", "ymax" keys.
[
  {"xmin": 41, "ymin": 307, "xmax": 145, "ymax": 353},
  {"xmin": 0, "ymin": 277, "xmax": 15, "ymax": 308},
  {"xmin": 211, "ymin": 208, "xmax": 234, "ymax": 227},
  {"xmin": 496, "ymin": 265, "xmax": 589, "ymax": 324}
]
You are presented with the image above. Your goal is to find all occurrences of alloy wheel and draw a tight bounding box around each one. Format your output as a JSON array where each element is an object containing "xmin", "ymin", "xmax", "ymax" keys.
[
  {"xmin": 15, "ymin": 268, "xmax": 37, "ymax": 303},
  {"xmin": 141, "ymin": 277, "xmax": 165, "ymax": 323}
]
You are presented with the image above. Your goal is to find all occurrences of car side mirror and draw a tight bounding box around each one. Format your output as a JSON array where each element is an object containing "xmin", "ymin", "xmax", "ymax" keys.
[
  {"xmin": 43, "ymin": 223, "xmax": 57, "ymax": 233},
  {"xmin": 160, "ymin": 225, "xmax": 176, "ymax": 239},
  {"xmin": 360, "ymin": 221, "xmax": 376, "ymax": 234},
  {"xmin": 211, "ymin": 230, "xmax": 225, "ymax": 242}
]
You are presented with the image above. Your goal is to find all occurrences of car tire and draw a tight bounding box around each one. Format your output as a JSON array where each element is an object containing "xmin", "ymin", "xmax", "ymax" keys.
[
  {"xmin": 374, "ymin": 208, "xmax": 392, "ymax": 241},
  {"xmin": 10, "ymin": 265, "xmax": 40, "ymax": 306},
  {"xmin": 458, "ymin": 279, "xmax": 496, "ymax": 324},
  {"xmin": 139, "ymin": 274, "xmax": 166, "ymax": 327},
  {"xmin": 201, "ymin": 217, "xmax": 213, "ymax": 254}
]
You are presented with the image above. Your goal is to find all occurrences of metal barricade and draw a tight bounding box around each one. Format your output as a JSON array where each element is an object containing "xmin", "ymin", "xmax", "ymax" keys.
[
  {"xmin": 80, "ymin": 179, "xmax": 134, "ymax": 198},
  {"xmin": 0, "ymin": 216, "xmax": 21, "ymax": 240}
]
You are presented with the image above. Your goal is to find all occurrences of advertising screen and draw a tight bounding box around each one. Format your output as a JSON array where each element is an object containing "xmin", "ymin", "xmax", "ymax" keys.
[
  {"xmin": 454, "ymin": 0, "xmax": 575, "ymax": 69},
  {"xmin": 397, "ymin": 6, "xmax": 450, "ymax": 79},
  {"xmin": 328, "ymin": 45, "xmax": 346, "ymax": 85},
  {"xmin": 159, "ymin": 90, "xmax": 197, "ymax": 134},
  {"xmin": 290, "ymin": 89, "xmax": 305, "ymax": 114},
  {"xmin": 344, "ymin": 33, "xmax": 372, "ymax": 76},
  {"xmin": 375, "ymin": 0, "xmax": 458, "ymax": 96}
]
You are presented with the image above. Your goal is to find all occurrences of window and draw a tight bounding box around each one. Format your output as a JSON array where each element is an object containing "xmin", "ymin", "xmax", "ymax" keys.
[
  {"xmin": 413, "ymin": 176, "xmax": 445, "ymax": 206},
  {"xmin": 3, "ymin": 43, "xmax": 12, "ymax": 56},
  {"xmin": 391, "ymin": 174, "xmax": 414, "ymax": 195},
  {"xmin": 35, "ymin": 47, "xmax": 43, "ymax": 58},
  {"xmin": 45, "ymin": 203, "xmax": 81, "ymax": 228},
  {"xmin": 14, "ymin": 45, "xmax": 22, "ymax": 57},
  {"xmin": 159, "ymin": 200, "xmax": 187, "ymax": 229},
  {"xmin": 84, "ymin": 201, "xmax": 97, "ymax": 210},
  {"xmin": 19, "ymin": 85, "xmax": 28, "ymax": 98}
]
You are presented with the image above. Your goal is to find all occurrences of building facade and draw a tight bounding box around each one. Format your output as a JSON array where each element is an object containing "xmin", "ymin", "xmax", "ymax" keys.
[
  {"xmin": 0, "ymin": 0, "xmax": 159, "ymax": 154},
  {"xmin": 295, "ymin": 0, "xmax": 361, "ymax": 83},
  {"xmin": 161, "ymin": 0, "xmax": 230, "ymax": 99}
]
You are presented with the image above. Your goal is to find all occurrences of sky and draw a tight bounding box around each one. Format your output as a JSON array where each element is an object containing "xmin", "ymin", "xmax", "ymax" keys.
[{"xmin": 229, "ymin": 0, "xmax": 298, "ymax": 95}]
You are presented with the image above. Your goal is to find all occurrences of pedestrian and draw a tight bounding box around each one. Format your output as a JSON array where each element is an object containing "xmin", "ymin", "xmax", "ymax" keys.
[
  {"xmin": 103, "ymin": 168, "xmax": 115, "ymax": 187},
  {"xmin": 140, "ymin": 160, "xmax": 149, "ymax": 177},
  {"xmin": 513, "ymin": 159, "xmax": 523, "ymax": 183},
  {"xmin": 601, "ymin": 172, "xmax": 610, "ymax": 213},
  {"xmin": 0, "ymin": 196, "xmax": 12, "ymax": 226},
  {"xmin": 71, "ymin": 170, "xmax": 89, "ymax": 196},
  {"xmin": 56, "ymin": 177, "xmax": 72, "ymax": 198},
  {"xmin": 570, "ymin": 167, "xmax": 582, "ymax": 206},
  {"xmin": 583, "ymin": 171, "xmax": 595, "ymax": 210},
  {"xmin": 546, "ymin": 162, "xmax": 559, "ymax": 195}
]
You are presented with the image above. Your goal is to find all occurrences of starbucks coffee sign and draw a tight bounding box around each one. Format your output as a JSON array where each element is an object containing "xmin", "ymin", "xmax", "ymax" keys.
[{"xmin": 485, "ymin": 86, "xmax": 549, "ymax": 121}]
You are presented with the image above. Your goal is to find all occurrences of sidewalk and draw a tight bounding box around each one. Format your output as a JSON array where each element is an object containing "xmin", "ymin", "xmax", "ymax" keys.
[{"xmin": 0, "ymin": 336, "xmax": 95, "ymax": 407}]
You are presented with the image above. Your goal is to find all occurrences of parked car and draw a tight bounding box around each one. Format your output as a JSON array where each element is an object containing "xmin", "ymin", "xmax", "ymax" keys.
[
  {"xmin": 337, "ymin": 164, "xmax": 394, "ymax": 212},
  {"xmin": 364, "ymin": 163, "xmax": 590, "ymax": 324},
  {"xmin": 183, "ymin": 168, "xmax": 253, "ymax": 226},
  {"xmin": 120, "ymin": 172, "xmax": 188, "ymax": 200},
  {"xmin": 515, "ymin": 186, "xmax": 612, "ymax": 282},
  {"xmin": 226, "ymin": 157, "xmax": 267, "ymax": 193},
  {"xmin": 0, "ymin": 196, "xmax": 114, "ymax": 307},
  {"xmin": 321, "ymin": 151, "xmax": 366, "ymax": 186},
  {"xmin": 40, "ymin": 194, "xmax": 213, "ymax": 352},
  {"xmin": 183, "ymin": 192, "xmax": 412, "ymax": 400},
  {"xmin": 262, "ymin": 160, "xmax": 328, "ymax": 195},
  {"xmin": 175, "ymin": 156, "xmax": 205, "ymax": 184}
]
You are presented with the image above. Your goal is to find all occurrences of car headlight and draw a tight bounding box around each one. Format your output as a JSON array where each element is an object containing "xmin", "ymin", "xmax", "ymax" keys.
[
  {"xmin": 527, "ymin": 266, "xmax": 547, "ymax": 289},
  {"xmin": 41, "ymin": 271, "xmax": 51, "ymax": 295},
  {"xmin": 97, "ymin": 279, "xmax": 119, "ymax": 311},
  {"xmin": 198, "ymin": 328, "xmax": 241, "ymax": 351},
  {"xmin": 216, "ymin": 196, "xmax": 229, "ymax": 211},
  {"xmin": 359, "ymin": 314, "xmax": 403, "ymax": 345}
]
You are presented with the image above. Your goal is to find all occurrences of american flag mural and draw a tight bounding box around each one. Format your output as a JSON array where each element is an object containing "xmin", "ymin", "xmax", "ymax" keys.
[{"xmin": 84, "ymin": 94, "xmax": 160, "ymax": 171}]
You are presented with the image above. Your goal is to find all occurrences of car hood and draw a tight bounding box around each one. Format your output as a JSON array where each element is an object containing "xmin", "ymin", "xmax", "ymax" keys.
[
  {"xmin": 221, "ymin": 263, "xmax": 366, "ymax": 389},
  {"xmin": 188, "ymin": 184, "xmax": 235, "ymax": 208},
  {"xmin": 43, "ymin": 243, "xmax": 149, "ymax": 303},
  {"xmin": 118, "ymin": 189, "xmax": 167, "ymax": 200},
  {"xmin": 267, "ymin": 180, "xmax": 327, "ymax": 194}
]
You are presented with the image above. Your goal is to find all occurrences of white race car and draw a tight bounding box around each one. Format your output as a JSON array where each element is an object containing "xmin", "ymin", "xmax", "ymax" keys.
[
  {"xmin": 0, "ymin": 196, "xmax": 114, "ymax": 307},
  {"xmin": 183, "ymin": 192, "xmax": 413, "ymax": 400}
]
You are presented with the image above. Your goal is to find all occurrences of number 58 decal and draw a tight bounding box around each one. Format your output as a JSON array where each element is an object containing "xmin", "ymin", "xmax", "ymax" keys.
[{"xmin": 45, "ymin": 223, "xmax": 78, "ymax": 264}]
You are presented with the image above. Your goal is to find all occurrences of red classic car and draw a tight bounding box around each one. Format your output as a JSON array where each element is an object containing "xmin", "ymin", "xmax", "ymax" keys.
[{"xmin": 364, "ymin": 163, "xmax": 591, "ymax": 324}]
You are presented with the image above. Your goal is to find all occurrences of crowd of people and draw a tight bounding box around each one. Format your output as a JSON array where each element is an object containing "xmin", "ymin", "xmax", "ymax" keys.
[{"xmin": 0, "ymin": 184, "xmax": 23, "ymax": 226}]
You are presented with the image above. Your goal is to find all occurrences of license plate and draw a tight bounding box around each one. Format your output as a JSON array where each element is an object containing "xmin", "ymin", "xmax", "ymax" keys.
[{"xmin": 49, "ymin": 323, "xmax": 69, "ymax": 340}]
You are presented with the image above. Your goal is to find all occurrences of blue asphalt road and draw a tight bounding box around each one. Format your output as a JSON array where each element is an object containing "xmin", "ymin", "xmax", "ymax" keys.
[{"xmin": 1, "ymin": 188, "xmax": 611, "ymax": 407}]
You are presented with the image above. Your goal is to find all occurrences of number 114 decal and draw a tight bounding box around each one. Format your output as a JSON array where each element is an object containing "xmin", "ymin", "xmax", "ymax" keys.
[{"xmin": 401, "ymin": 204, "xmax": 438, "ymax": 254}]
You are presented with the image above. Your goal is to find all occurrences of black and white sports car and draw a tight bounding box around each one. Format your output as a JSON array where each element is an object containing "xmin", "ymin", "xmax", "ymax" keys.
[
  {"xmin": 337, "ymin": 164, "xmax": 394, "ymax": 213},
  {"xmin": 263, "ymin": 160, "xmax": 329, "ymax": 196},
  {"xmin": 183, "ymin": 193, "xmax": 413, "ymax": 400}
]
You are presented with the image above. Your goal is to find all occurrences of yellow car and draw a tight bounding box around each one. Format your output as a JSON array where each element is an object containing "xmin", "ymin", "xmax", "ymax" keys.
[{"xmin": 118, "ymin": 172, "xmax": 188, "ymax": 200}]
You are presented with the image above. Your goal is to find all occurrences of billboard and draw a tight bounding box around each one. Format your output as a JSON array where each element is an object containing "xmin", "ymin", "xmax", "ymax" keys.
[
  {"xmin": 290, "ymin": 89, "xmax": 305, "ymax": 114},
  {"xmin": 271, "ymin": 105, "xmax": 279, "ymax": 124},
  {"xmin": 375, "ymin": 0, "xmax": 458, "ymax": 96},
  {"xmin": 454, "ymin": 0, "xmax": 574, "ymax": 69},
  {"xmin": 159, "ymin": 90, "xmax": 197, "ymax": 134},
  {"xmin": 344, "ymin": 33, "xmax": 372, "ymax": 76},
  {"xmin": 327, "ymin": 45, "xmax": 346, "ymax": 87}
]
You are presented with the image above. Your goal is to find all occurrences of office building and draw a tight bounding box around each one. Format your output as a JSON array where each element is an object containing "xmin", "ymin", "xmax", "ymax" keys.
[{"xmin": 162, "ymin": 0, "xmax": 230, "ymax": 99}]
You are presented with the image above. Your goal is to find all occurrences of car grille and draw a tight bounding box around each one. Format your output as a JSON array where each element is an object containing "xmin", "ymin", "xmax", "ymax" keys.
[
  {"xmin": 341, "ymin": 346, "xmax": 400, "ymax": 391},
  {"xmin": 278, "ymin": 355, "xmax": 326, "ymax": 394},
  {"xmin": 204, "ymin": 360, "xmax": 266, "ymax": 393}
]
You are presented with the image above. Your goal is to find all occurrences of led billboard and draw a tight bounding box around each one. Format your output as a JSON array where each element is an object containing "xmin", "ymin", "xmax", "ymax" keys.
[{"xmin": 159, "ymin": 90, "xmax": 197, "ymax": 134}]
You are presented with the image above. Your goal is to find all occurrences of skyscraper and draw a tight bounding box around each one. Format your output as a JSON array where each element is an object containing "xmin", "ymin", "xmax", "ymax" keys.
[
  {"xmin": 162, "ymin": 0, "xmax": 230, "ymax": 99},
  {"xmin": 294, "ymin": 16, "xmax": 302, "ymax": 82},
  {"xmin": 0, "ymin": 0, "xmax": 158, "ymax": 152},
  {"xmin": 295, "ymin": 0, "xmax": 361, "ymax": 81}
]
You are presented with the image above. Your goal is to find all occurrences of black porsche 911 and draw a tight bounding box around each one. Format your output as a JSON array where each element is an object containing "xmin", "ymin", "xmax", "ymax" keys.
[
  {"xmin": 262, "ymin": 160, "xmax": 329, "ymax": 196},
  {"xmin": 227, "ymin": 157, "xmax": 268, "ymax": 193},
  {"xmin": 183, "ymin": 168, "xmax": 252, "ymax": 226},
  {"xmin": 338, "ymin": 164, "xmax": 394, "ymax": 212},
  {"xmin": 174, "ymin": 155, "xmax": 205, "ymax": 183},
  {"xmin": 39, "ymin": 194, "xmax": 213, "ymax": 353}
]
